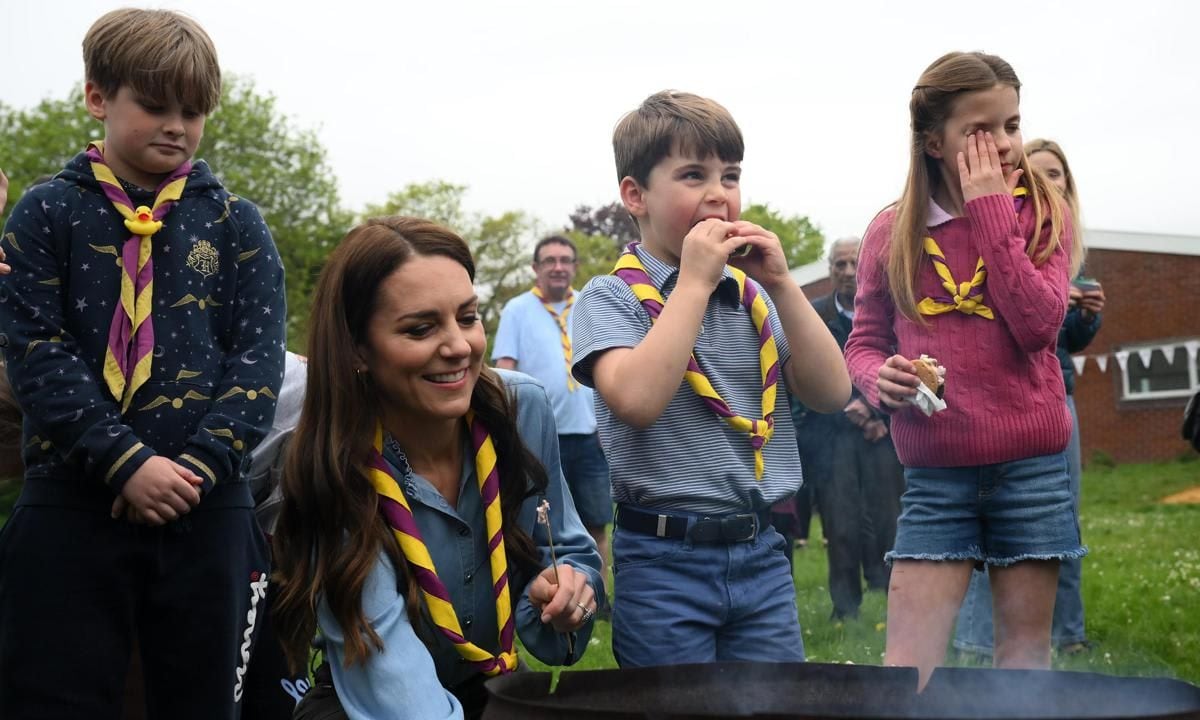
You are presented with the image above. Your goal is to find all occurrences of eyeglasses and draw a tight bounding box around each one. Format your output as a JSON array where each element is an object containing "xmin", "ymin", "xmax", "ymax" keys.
[{"xmin": 536, "ymin": 256, "xmax": 576, "ymax": 269}]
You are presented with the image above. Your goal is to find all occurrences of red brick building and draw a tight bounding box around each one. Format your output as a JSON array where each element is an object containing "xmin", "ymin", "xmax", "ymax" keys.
[{"xmin": 792, "ymin": 229, "xmax": 1200, "ymax": 465}]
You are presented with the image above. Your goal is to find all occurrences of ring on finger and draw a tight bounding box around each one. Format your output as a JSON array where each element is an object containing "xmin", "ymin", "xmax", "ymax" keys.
[{"xmin": 580, "ymin": 605, "xmax": 595, "ymax": 623}]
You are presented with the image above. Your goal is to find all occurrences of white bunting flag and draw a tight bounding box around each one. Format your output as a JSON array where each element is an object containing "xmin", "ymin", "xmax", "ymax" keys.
[
  {"xmin": 1137, "ymin": 348, "xmax": 1154, "ymax": 369},
  {"xmin": 1072, "ymin": 355, "xmax": 1086, "ymax": 377},
  {"xmin": 1187, "ymin": 341, "xmax": 1200, "ymax": 365},
  {"xmin": 1114, "ymin": 350, "xmax": 1130, "ymax": 373},
  {"xmin": 1097, "ymin": 355, "xmax": 1109, "ymax": 373},
  {"xmin": 1167, "ymin": 344, "xmax": 1180, "ymax": 365}
]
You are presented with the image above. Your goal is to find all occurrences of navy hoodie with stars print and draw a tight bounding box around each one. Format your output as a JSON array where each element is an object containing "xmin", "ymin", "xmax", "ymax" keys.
[{"xmin": 0, "ymin": 150, "xmax": 286, "ymax": 503}]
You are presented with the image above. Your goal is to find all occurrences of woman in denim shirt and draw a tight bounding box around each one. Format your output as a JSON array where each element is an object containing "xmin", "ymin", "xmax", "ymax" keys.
[{"xmin": 272, "ymin": 217, "xmax": 604, "ymax": 719}]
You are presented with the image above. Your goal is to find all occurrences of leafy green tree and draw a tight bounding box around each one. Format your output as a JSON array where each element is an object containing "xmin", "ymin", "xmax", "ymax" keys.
[
  {"xmin": 363, "ymin": 181, "xmax": 538, "ymax": 340},
  {"xmin": 568, "ymin": 201, "xmax": 639, "ymax": 251},
  {"xmin": 740, "ymin": 203, "xmax": 825, "ymax": 269},
  {"xmin": 563, "ymin": 202, "xmax": 630, "ymax": 289},
  {"xmin": 199, "ymin": 77, "xmax": 351, "ymax": 350},
  {"xmin": 0, "ymin": 88, "xmax": 97, "ymax": 196},
  {"xmin": 566, "ymin": 229, "xmax": 621, "ymax": 289},
  {"xmin": 0, "ymin": 77, "xmax": 349, "ymax": 350}
]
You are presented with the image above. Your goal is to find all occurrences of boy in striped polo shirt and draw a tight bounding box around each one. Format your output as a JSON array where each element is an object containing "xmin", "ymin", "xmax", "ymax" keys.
[{"xmin": 571, "ymin": 90, "xmax": 850, "ymax": 667}]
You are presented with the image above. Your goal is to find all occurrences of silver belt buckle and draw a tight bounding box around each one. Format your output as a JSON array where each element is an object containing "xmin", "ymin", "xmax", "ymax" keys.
[
  {"xmin": 656, "ymin": 514, "xmax": 669, "ymax": 538},
  {"xmin": 725, "ymin": 513, "xmax": 758, "ymax": 542}
]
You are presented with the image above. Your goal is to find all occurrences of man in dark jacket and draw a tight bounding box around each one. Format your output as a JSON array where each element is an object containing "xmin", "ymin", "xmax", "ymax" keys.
[{"xmin": 795, "ymin": 238, "xmax": 906, "ymax": 620}]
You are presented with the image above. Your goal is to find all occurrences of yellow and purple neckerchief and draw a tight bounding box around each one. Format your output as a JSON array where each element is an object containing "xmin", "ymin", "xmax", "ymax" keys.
[
  {"xmin": 917, "ymin": 187, "xmax": 1027, "ymax": 321},
  {"xmin": 367, "ymin": 413, "xmax": 518, "ymax": 676},
  {"xmin": 612, "ymin": 244, "xmax": 779, "ymax": 480},
  {"xmin": 86, "ymin": 141, "xmax": 192, "ymax": 412},
  {"xmin": 531, "ymin": 286, "xmax": 577, "ymax": 391}
]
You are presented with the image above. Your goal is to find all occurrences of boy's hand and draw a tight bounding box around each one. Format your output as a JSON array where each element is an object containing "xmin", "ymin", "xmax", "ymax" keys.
[
  {"xmin": 877, "ymin": 354, "xmax": 920, "ymax": 409},
  {"xmin": 0, "ymin": 245, "xmax": 9, "ymax": 276},
  {"xmin": 112, "ymin": 456, "xmax": 204, "ymax": 525},
  {"xmin": 958, "ymin": 131, "xmax": 1022, "ymax": 204},
  {"xmin": 727, "ymin": 220, "xmax": 791, "ymax": 290},
  {"xmin": 677, "ymin": 219, "xmax": 743, "ymax": 293}
]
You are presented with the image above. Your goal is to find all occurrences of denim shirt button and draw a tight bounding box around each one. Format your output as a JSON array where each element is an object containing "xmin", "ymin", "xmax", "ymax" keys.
[
  {"xmin": 457, "ymin": 526, "xmax": 470, "ymax": 537},
  {"xmin": 464, "ymin": 571, "xmax": 473, "ymax": 583}
]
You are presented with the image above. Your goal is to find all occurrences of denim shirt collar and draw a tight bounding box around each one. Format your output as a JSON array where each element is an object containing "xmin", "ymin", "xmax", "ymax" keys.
[
  {"xmin": 632, "ymin": 243, "xmax": 742, "ymax": 308},
  {"xmin": 382, "ymin": 432, "xmax": 473, "ymax": 521}
]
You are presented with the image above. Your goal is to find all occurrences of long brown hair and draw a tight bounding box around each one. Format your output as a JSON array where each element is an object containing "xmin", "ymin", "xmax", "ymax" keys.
[
  {"xmin": 888, "ymin": 51, "xmax": 1080, "ymax": 321},
  {"xmin": 272, "ymin": 216, "xmax": 547, "ymax": 672}
]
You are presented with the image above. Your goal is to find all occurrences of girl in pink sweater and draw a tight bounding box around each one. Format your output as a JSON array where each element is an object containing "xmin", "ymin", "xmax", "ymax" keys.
[{"xmin": 843, "ymin": 51, "xmax": 1084, "ymax": 689}]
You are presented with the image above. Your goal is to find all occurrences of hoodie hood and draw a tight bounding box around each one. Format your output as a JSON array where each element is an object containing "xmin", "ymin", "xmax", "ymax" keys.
[{"xmin": 57, "ymin": 149, "xmax": 224, "ymax": 200}]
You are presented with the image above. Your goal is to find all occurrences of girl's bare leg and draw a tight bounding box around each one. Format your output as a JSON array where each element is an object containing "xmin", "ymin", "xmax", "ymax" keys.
[
  {"xmin": 991, "ymin": 560, "xmax": 1059, "ymax": 669},
  {"xmin": 884, "ymin": 558, "xmax": 975, "ymax": 690}
]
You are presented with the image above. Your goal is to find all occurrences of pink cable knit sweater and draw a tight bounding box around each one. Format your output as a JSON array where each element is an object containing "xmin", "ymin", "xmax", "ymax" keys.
[{"xmin": 844, "ymin": 192, "xmax": 1073, "ymax": 468}]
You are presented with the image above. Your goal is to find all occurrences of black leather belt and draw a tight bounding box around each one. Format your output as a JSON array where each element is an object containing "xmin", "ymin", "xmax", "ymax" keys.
[{"xmin": 615, "ymin": 505, "xmax": 770, "ymax": 544}]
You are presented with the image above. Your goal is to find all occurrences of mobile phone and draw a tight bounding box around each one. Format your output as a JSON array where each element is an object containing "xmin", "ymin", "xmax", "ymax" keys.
[
  {"xmin": 730, "ymin": 244, "xmax": 753, "ymax": 258},
  {"xmin": 1072, "ymin": 277, "xmax": 1101, "ymax": 292}
]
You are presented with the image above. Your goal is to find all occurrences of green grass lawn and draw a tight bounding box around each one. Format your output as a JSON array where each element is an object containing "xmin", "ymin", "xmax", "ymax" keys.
[
  {"xmin": 3, "ymin": 458, "xmax": 1197, "ymax": 685},
  {"xmin": 525, "ymin": 458, "xmax": 1200, "ymax": 685}
]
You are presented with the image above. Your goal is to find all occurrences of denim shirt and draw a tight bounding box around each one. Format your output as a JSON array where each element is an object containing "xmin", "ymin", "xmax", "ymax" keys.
[{"xmin": 317, "ymin": 370, "xmax": 604, "ymax": 720}]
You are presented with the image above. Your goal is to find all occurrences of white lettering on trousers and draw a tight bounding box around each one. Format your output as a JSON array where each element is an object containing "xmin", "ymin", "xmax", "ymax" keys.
[{"xmin": 233, "ymin": 572, "xmax": 270, "ymax": 702}]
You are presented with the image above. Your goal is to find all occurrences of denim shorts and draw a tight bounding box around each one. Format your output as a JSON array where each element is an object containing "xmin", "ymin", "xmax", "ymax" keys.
[
  {"xmin": 557, "ymin": 433, "xmax": 613, "ymax": 528},
  {"xmin": 888, "ymin": 451, "xmax": 1086, "ymax": 566}
]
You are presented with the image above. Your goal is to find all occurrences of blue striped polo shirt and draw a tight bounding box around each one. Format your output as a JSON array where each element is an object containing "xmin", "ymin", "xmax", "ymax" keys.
[{"xmin": 571, "ymin": 245, "xmax": 803, "ymax": 515}]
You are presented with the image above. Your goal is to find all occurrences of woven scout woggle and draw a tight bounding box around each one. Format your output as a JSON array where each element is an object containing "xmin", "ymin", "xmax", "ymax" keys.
[
  {"xmin": 367, "ymin": 413, "xmax": 518, "ymax": 676},
  {"xmin": 531, "ymin": 286, "xmax": 577, "ymax": 391},
  {"xmin": 612, "ymin": 244, "xmax": 779, "ymax": 479},
  {"xmin": 86, "ymin": 141, "xmax": 192, "ymax": 412},
  {"xmin": 917, "ymin": 187, "xmax": 1028, "ymax": 321}
]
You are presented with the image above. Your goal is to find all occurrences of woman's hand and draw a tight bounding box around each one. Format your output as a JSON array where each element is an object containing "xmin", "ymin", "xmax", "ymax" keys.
[
  {"xmin": 526, "ymin": 563, "xmax": 598, "ymax": 633},
  {"xmin": 958, "ymin": 131, "xmax": 1022, "ymax": 204},
  {"xmin": 877, "ymin": 354, "xmax": 920, "ymax": 409},
  {"xmin": 1079, "ymin": 285, "xmax": 1105, "ymax": 319}
]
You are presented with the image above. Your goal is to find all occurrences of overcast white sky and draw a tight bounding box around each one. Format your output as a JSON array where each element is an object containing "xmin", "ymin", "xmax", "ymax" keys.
[{"xmin": 4, "ymin": 0, "xmax": 1199, "ymax": 249}]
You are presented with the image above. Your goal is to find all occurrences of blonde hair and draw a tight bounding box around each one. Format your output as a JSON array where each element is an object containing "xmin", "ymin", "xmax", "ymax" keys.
[
  {"xmin": 613, "ymin": 90, "xmax": 743, "ymax": 186},
  {"xmin": 1025, "ymin": 138, "xmax": 1083, "ymax": 242},
  {"xmin": 888, "ymin": 52, "xmax": 1080, "ymax": 321},
  {"xmin": 83, "ymin": 8, "xmax": 221, "ymax": 114}
]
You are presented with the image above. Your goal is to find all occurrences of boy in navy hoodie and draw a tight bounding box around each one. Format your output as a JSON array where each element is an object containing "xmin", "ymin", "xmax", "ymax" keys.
[{"xmin": 0, "ymin": 9, "xmax": 285, "ymax": 718}]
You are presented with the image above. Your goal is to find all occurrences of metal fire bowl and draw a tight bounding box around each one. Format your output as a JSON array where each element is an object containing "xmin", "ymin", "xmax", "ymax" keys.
[{"xmin": 483, "ymin": 662, "xmax": 1200, "ymax": 719}]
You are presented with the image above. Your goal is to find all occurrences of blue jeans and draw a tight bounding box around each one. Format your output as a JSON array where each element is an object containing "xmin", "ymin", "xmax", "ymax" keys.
[
  {"xmin": 610, "ymin": 516, "xmax": 805, "ymax": 667},
  {"xmin": 954, "ymin": 398, "xmax": 1088, "ymax": 652},
  {"xmin": 558, "ymin": 433, "xmax": 613, "ymax": 529}
]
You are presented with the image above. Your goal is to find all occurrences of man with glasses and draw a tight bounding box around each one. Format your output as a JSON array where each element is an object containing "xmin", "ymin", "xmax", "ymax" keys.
[{"xmin": 494, "ymin": 235, "xmax": 613, "ymax": 581}]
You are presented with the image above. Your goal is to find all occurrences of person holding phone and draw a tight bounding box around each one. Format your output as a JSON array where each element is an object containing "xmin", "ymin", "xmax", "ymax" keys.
[{"xmin": 955, "ymin": 138, "xmax": 1103, "ymax": 659}]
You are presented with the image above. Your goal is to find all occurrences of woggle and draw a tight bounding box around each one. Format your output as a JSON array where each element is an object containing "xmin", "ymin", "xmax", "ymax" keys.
[{"xmin": 124, "ymin": 206, "xmax": 163, "ymax": 236}]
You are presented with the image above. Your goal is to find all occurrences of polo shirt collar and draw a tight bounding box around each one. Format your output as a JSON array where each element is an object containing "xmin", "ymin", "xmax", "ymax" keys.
[
  {"xmin": 632, "ymin": 243, "xmax": 741, "ymax": 306},
  {"xmin": 927, "ymin": 198, "xmax": 955, "ymax": 228}
]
